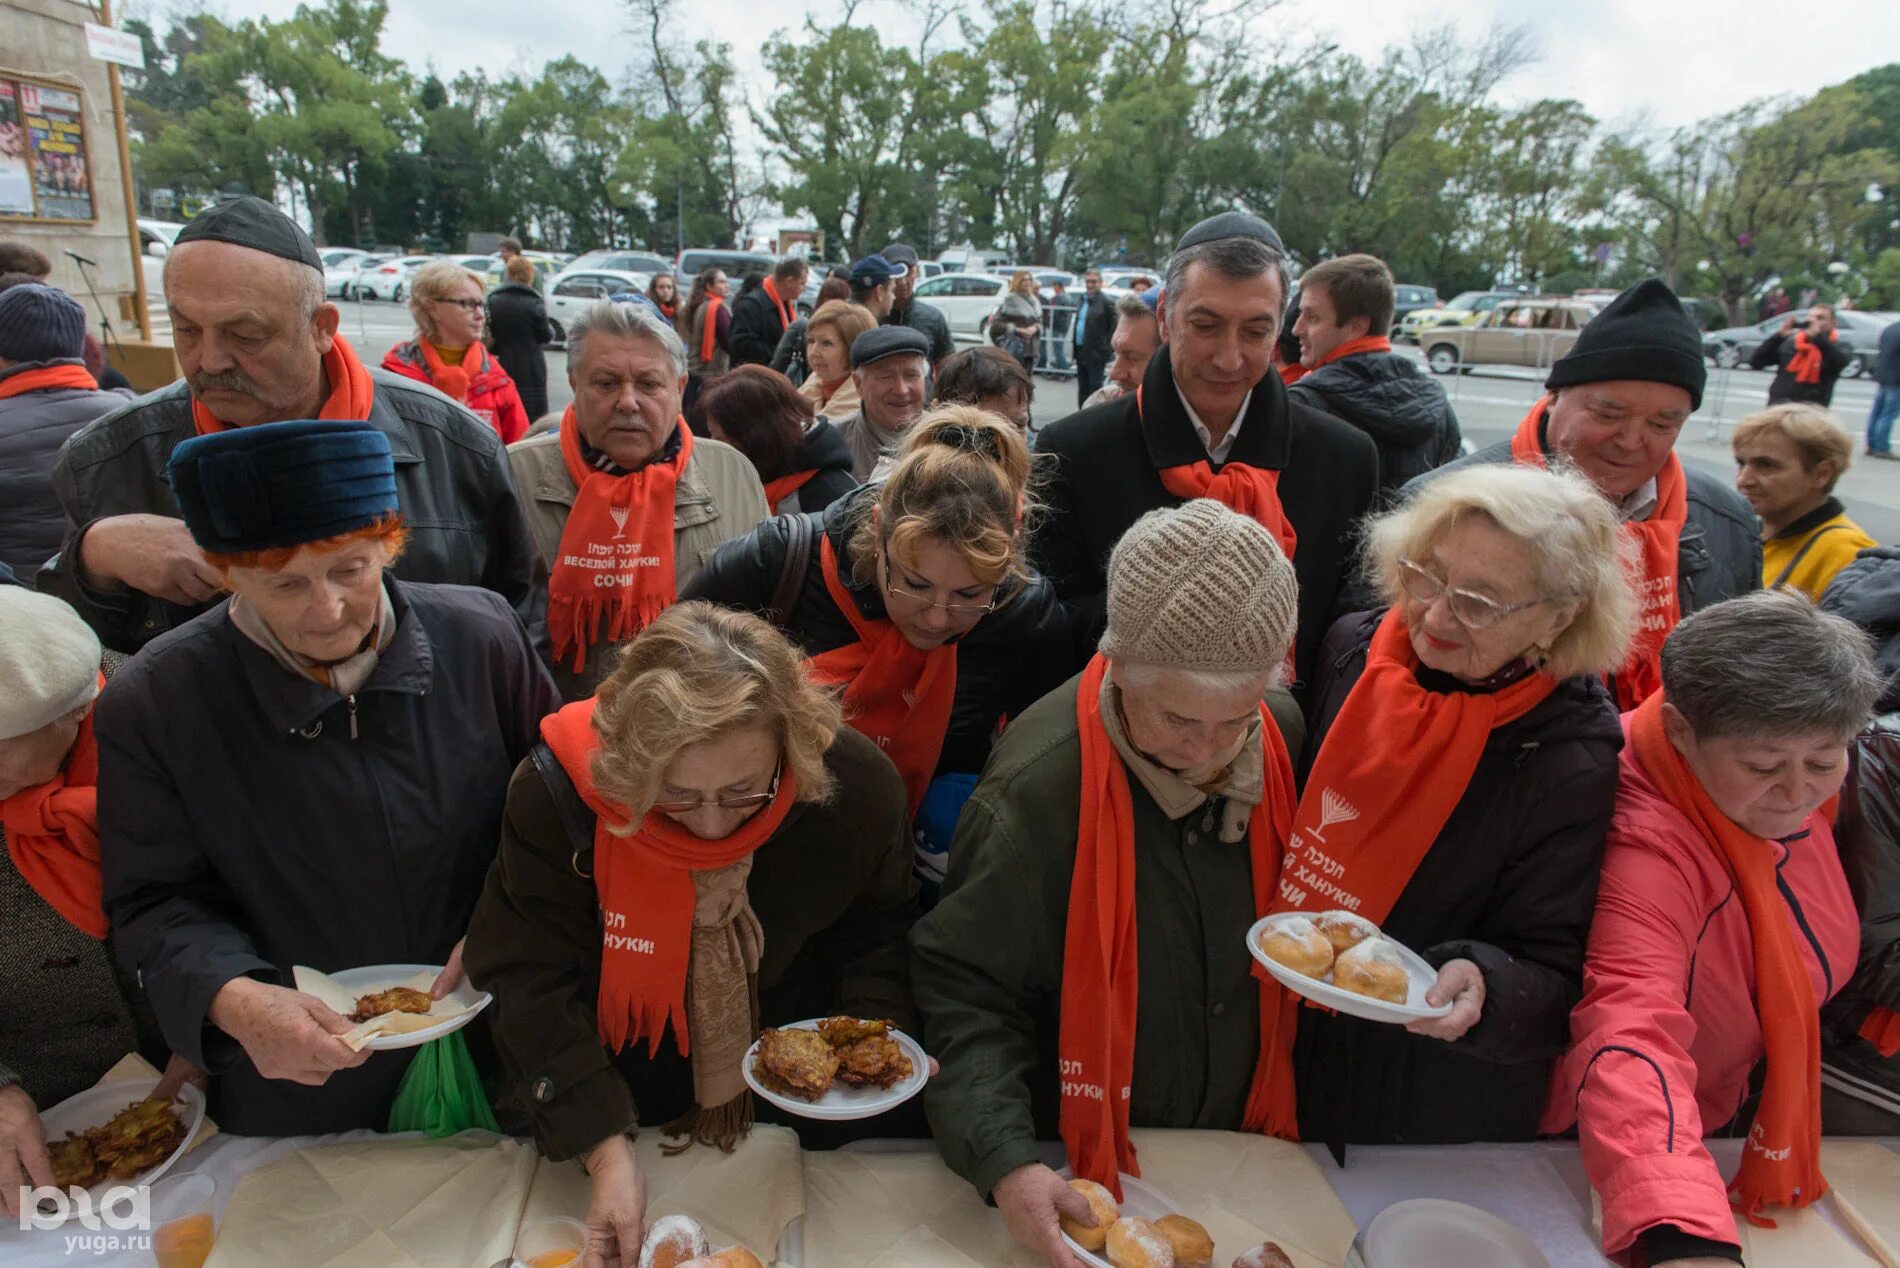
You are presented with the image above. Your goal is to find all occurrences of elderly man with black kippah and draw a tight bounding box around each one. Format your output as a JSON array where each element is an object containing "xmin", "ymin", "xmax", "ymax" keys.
[
  {"xmin": 38, "ymin": 196, "xmax": 543, "ymax": 656},
  {"xmin": 1407, "ymin": 277, "xmax": 1760, "ymax": 711},
  {"xmin": 97, "ymin": 418, "xmax": 557, "ymax": 1135},
  {"xmin": 837, "ymin": 325, "xmax": 931, "ymax": 481},
  {"xmin": 1033, "ymin": 211, "xmax": 1382, "ymax": 689}
]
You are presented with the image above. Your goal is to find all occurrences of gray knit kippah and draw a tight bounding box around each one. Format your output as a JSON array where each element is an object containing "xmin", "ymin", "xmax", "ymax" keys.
[{"xmin": 1099, "ymin": 499, "xmax": 1298, "ymax": 673}]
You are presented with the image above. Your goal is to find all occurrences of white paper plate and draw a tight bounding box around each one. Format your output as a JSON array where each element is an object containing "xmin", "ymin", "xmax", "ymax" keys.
[
  {"xmin": 1054, "ymin": 1170, "xmax": 1182, "ymax": 1268},
  {"xmin": 742, "ymin": 1019, "xmax": 929, "ymax": 1121},
  {"xmin": 1362, "ymin": 1199, "xmax": 1548, "ymax": 1268},
  {"xmin": 37, "ymin": 1077, "xmax": 206, "ymax": 1195},
  {"xmin": 317, "ymin": 963, "xmax": 492, "ymax": 1051},
  {"xmin": 1247, "ymin": 914, "xmax": 1453, "ymax": 1024}
]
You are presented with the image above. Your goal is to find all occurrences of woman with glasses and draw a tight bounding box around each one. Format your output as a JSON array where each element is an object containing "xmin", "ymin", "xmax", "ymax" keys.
[
  {"xmin": 683, "ymin": 407, "xmax": 1071, "ymax": 894},
  {"xmin": 1283, "ymin": 462, "xmax": 1636, "ymax": 1149},
  {"xmin": 381, "ymin": 260, "xmax": 530, "ymax": 443},
  {"xmin": 464, "ymin": 601, "xmax": 917, "ymax": 1263}
]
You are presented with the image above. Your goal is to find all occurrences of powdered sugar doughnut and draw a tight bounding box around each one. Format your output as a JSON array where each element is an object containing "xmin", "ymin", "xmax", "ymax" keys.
[
  {"xmin": 1106, "ymin": 1215, "xmax": 1176, "ymax": 1268},
  {"xmin": 1258, "ymin": 915, "xmax": 1333, "ymax": 979},
  {"xmin": 1313, "ymin": 910, "xmax": 1379, "ymax": 954},
  {"xmin": 1232, "ymin": 1243, "xmax": 1294, "ymax": 1268},
  {"xmin": 1333, "ymin": 937, "xmax": 1410, "ymax": 1004},
  {"xmin": 638, "ymin": 1214, "xmax": 709, "ymax": 1268}
]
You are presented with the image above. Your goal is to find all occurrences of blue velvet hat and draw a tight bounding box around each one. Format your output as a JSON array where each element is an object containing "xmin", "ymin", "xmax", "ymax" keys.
[{"xmin": 168, "ymin": 419, "xmax": 399, "ymax": 553}]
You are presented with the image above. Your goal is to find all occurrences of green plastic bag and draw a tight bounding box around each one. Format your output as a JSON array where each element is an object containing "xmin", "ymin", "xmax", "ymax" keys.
[{"xmin": 387, "ymin": 1032, "xmax": 501, "ymax": 1137}]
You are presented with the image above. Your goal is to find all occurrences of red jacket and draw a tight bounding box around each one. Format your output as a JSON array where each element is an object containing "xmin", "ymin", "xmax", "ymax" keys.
[
  {"xmin": 1544, "ymin": 720, "xmax": 1859, "ymax": 1255},
  {"xmin": 381, "ymin": 340, "xmax": 529, "ymax": 444}
]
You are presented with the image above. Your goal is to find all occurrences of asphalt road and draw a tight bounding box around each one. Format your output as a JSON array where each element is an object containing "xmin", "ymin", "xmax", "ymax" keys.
[{"xmin": 291, "ymin": 299, "xmax": 1898, "ymax": 544}]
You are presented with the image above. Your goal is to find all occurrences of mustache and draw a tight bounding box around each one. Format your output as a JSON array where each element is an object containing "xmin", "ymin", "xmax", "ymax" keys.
[{"xmin": 190, "ymin": 369, "xmax": 264, "ymax": 397}]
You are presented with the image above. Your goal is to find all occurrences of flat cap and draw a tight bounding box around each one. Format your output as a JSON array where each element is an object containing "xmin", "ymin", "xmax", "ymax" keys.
[
  {"xmin": 851, "ymin": 324, "xmax": 931, "ymax": 369},
  {"xmin": 1175, "ymin": 210, "xmax": 1286, "ymax": 257},
  {"xmin": 880, "ymin": 242, "xmax": 921, "ymax": 269},
  {"xmin": 174, "ymin": 196, "xmax": 324, "ymax": 273}
]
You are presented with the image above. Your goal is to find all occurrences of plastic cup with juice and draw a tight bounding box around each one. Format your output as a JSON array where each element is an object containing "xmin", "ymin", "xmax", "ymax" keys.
[
  {"xmin": 513, "ymin": 1215, "xmax": 586, "ymax": 1267},
  {"xmin": 147, "ymin": 1173, "xmax": 216, "ymax": 1268}
]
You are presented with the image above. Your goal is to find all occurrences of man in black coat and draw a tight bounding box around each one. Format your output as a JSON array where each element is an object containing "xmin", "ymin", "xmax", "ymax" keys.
[
  {"xmin": 98, "ymin": 419, "xmax": 558, "ymax": 1136},
  {"xmin": 1070, "ymin": 267, "xmax": 1115, "ymax": 407},
  {"xmin": 1752, "ymin": 304, "xmax": 1852, "ymax": 406},
  {"xmin": 882, "ymin": 243, "xmax": 955, "ymax": 370},
  {"xmin": 1288, "ymin": 253, "xmax": 1461, "ymax": 496},
  {"xmin": 1033, "ymin": 212, "xmax": 1381, "ymax": 689},
  {"xmin": 38, "ymin": 197, "xmax": 543, "ymax": 655},
  {"xmin": 484, "ymin": 256, "xmax": 553, "ymax": 420},
  {"xmin": 729, "ymin": 255, "xmax": 809, "ymax": 368}
]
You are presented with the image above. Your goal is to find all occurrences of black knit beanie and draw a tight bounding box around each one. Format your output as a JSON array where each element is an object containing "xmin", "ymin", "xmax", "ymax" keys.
[{"xmin": 1545, "ymin": 278, "xmax": 1706, "ymax": 410}]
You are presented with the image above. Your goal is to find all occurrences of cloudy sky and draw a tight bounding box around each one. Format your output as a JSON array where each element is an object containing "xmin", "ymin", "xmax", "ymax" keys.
[{"xmin": 166, "ymin": 0, "xmax": 1897, "ymax": 138}]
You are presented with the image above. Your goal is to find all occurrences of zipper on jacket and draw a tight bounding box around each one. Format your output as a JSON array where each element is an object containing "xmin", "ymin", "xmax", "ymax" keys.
[{"xmin": 348, "ymin": 694, "xmax": 359, "ymax": 740}]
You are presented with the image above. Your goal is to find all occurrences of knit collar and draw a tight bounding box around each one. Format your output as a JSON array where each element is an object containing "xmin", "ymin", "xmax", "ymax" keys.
[
  {"xmin": 1770, "ymin": 496, "xmax": 1847, "ymax": 542},
  {"xmin": 1099, "ymin": 667, "xmax": 1265, "ymax": 836},
  {"xmin": 227, "ymin": 578, "xmax": 434, "ymax": 735},
  {"xmin": 1138, "ymin": 345, "xmax": 1292, "ymax": 473}
]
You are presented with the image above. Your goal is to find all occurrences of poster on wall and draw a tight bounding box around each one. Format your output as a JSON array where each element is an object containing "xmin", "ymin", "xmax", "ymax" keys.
[
  {"xmin": 0, "ymin": 82, "xmax": 33, "ymax": 218},
  {"xmin": 21, "ymin": 82, "xmax": 94, "ymax": 221}
]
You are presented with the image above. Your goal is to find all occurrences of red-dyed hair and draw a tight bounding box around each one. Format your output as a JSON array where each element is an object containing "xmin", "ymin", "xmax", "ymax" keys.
[{"xmin": 202, "ymin": 514, "xmax": 408, "ymax": 573}]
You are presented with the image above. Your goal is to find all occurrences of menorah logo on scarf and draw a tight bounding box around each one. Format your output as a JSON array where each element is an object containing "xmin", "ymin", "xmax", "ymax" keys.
[
  {"xmin": 608, "ymin": 504, "xmax": 632, "ymax": 540},
  {"xmin": 1307, "ymin": 788, "xmax": 1360, "ymax": 843}
]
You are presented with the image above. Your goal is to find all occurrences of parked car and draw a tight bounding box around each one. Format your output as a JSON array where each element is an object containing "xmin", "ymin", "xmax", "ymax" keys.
[
  {"xmin": 911, "ymin": 271, "xmax": 1010, "ymax": 343},
  {"xmin": 1702, "ymin": 308, "xmax": 1894, "ymax": 377},
  {"xmin": 1397, "ymin": 289, "xmax": 1523, "ymax": 342},
  {"xmin": 559, "ymin": 249, "xmax": 672, "ymax": 279},
  {"xmin": 675, "ymin": 248, "xmax": 777, "ymax": 284},
  {"xmin": 317, "ymin": 248, "xmax": 369, "ymax": 298},
  {"xmin": 1099, "ymin": 267, "xmax": 1161, "ymax": 292},
  {"xmin": 1419, "ymin": 298, "xmax": 1602, "ymax": 374},
  {"xmin": 918, "ymin": 260, "xmax": 945, "ymax": 279},
  {"xmin": 345, "ymin": 254, "xmax": 433, "ymax": 302},
  {"xmin": 544, "ymin": 268, "xmax": 658, "ymax": 345},
  {"xmin": 1391, "ymin": 284, "xmax": 1440, "ymax": 325},
  {"xmin": 444, "ymin": 253, "xmax": 498, "ymax": 279}
]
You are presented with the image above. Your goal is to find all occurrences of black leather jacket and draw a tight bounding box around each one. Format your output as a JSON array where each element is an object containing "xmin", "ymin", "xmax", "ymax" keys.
[{"xmin": 40, "ymin": 369, "xmax": 544, "ymax": 654}]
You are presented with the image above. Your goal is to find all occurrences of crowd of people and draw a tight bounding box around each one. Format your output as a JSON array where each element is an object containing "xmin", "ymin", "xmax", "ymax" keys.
[{"xmin": 1, "ymin": 194, "xmax": 1899, "ymax": 1268}]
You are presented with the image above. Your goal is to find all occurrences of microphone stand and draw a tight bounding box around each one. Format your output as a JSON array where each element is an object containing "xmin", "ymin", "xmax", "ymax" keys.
[{"xmin": 65, "ymin": 249, "xmax": 125, "ymax": 368}]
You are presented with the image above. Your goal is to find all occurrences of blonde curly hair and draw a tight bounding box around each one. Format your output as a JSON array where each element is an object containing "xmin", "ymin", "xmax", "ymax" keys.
[{"xmin": 589, "ymin": 602, "xmax": 840, "ymax": 829}]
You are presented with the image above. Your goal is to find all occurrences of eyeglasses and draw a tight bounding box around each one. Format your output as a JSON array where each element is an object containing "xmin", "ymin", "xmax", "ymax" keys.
[
  {"xmin": 879, "ymin": 548, "xmax": 998, "ymax": 620},
  {"xmin": 1398, "ymin": 557, "xmax": 1555, "ymax": 631},
  {"xmin": 434, "ymin": 298, "xmax": 484, "ymax": 313},
  {"xmin": 652, "ymin": 758, "xmax": 782, "ymax": 815}
]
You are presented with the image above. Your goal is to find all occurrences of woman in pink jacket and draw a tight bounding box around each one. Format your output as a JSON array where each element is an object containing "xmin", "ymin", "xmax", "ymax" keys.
[{"xmin": 1547, "ymin": 591, "xmax": 1882, "ymax": 1266}]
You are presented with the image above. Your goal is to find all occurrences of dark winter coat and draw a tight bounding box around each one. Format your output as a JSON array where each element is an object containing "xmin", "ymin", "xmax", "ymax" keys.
[
  {"xmin": 485, "ymin": 282, "xmax": 554, "ymax": 419},
  {"xmin": 1293, "ymin": 610, "xmax": 1623, "ymax": 1147},
  {"xmin": 1876, "ymin": 320, "xmax": 1900, "ymax": 388},
  {"xmin": 1032, "ymin": 346, "xmax": 1381, "ymax": 689},
  {"xmin": 1751, "ymin": 327, "xmax": 1852, "ymax": 406},
  {"xmin": 40, "ymin": 369, "xmax": 545, "ymax": 656},
  {"xmin": 682, "ymin": 486, "xmax": 1072, "ymax": 781},
  {"xmin": 772, "ymin": 419, "xmax": 859, "ymax": 517},
  {"xmin": 463, "ymin": 725, "xmax": 918, "ymax": 1161},
  {"xmin": 1287, "ymin": 351, "xmax": 1462, "ymax": 495},
  {"xmin": 0, "ymin": 359, "xmax": 130, "ymax": 577},
  {"xmin": 1070, "ymin": 291, "xmax": 1115, "ymax": 367},
  {"xmin": 1411, "ymin": 426, "xmax": 1762, "ymax": 628},
  {"xmin": 730, "ymin": 284, "xmax": 797, "ymax": 368},
  {"xmin": 887, "ymin": 298, "xmax": 955, "ymax": 367},
  {"xmin": 97, "ymin": 579, "xmax": 559, "ymax": 1136},
  {"xmin": 1822, "ymin": 546, "xmax": 1900, "ymax": 712}
]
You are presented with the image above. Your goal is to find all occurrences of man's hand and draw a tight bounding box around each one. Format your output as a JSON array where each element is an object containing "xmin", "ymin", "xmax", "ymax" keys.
[
  {"xmin": 992, "ymin": 1163, "xmax": 1094, "ymax": 1268},
  {"xmin": 207, "ymin": 977, "xmax": 369, "ymax": 1086},
  {"xmin": 581, "ymin": 1134, "xmax": 646, "ymax": 1268},
  {"xmin": 431, "ymin": 938, "xmax": 466, "ymax": 1000},
  {"xmin": 0, "ymin": 1084, "xmax": 54, "ymax": 1220},
  {"xmin": 78, "ymin": 514, "xmax": 224, "ymax": 604},
  {"xmin": 1406, "ymin": 958, "xmax": 1486, "ymax": 1043},
  {"xmin": 1779, "ymin": 315, "xmax": 1797, "ymax": 335}
]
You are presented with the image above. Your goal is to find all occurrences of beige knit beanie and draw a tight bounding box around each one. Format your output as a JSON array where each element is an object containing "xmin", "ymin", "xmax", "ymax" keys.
[
  {"xmin": 0, "ymin": 588, "xmax": 102, "ymax": 739},
  {"xmin": 1099, "ymin": 499, "xmax": 1298, "ymax": 674}
]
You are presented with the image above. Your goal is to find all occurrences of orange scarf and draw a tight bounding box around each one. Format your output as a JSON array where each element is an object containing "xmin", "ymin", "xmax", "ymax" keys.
[
  {"xmin": 419, "ymin": 340, "xmax": 485, "ymax": 403},
  {"xmin": 1629, "ymin": 692, "xmax": 1829, "ymax": 1223},
  {"xmin": 1511, "ymin": 397, "xmax": 1684, "ymax": 709},
  {"xmin": 541, "ymin": 698, "xmax": 799, "ymax": 1056},
  {"xmin": 762, "ymin": 469, "xmax": 819, "ymax": 514},
  {"xmin": 1252, "ymin": 611, "xmax": 1556, "ymax": 1137},
  {"xmin": 547, "ymin": 409, "xmax": 692, "ymax": 673},
  {"xmin": 1277, "ymin": 363, "xmax": 1305, "ymax": 386},
  {"xmin": 804, "ymin": 536, "xmax": 956, "ymax": 812},
  {"xmin": 0, "ymin": 686, "xmax": 105, "ymax": 938},
  {"xmin": 0, "ymin": 363, "xmax": 97, "ymax": 399},
  {"xmin": 761, "ymin": 277, "xmax": 797, "ymax": 330},
  {"xmin": 1788, "ymin": 329, "xmax": 1834, "ymax": 385},
  {"xmin": 698, "ymin": 297, "xmax": 726, "ymax": 365},
  {"xmin": 1139, "ymin": 385, "xmax": 1297, "ymax": 563},
  {"xmin": 190, "ymin": 335, "xmax": 376, "ymax": 435},
  {"xmin": 1060, "ymin": 655, "xmax": 1297, "ymax": 1198},
  {"xmin": 1313, "ymin": 334, "xmax": 1392, "ymax": 369}
]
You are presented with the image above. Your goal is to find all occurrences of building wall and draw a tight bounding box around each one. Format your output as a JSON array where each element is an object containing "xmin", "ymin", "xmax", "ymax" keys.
[{"xmin": 1, "ymin": 0, "xmax": 141, "ymax": 320}]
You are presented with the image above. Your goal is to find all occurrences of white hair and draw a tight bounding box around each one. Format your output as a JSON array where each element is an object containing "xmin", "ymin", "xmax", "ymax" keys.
[{"xmin": 567, "ymin": 299, "xmax": 686, "ymax": 380}]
